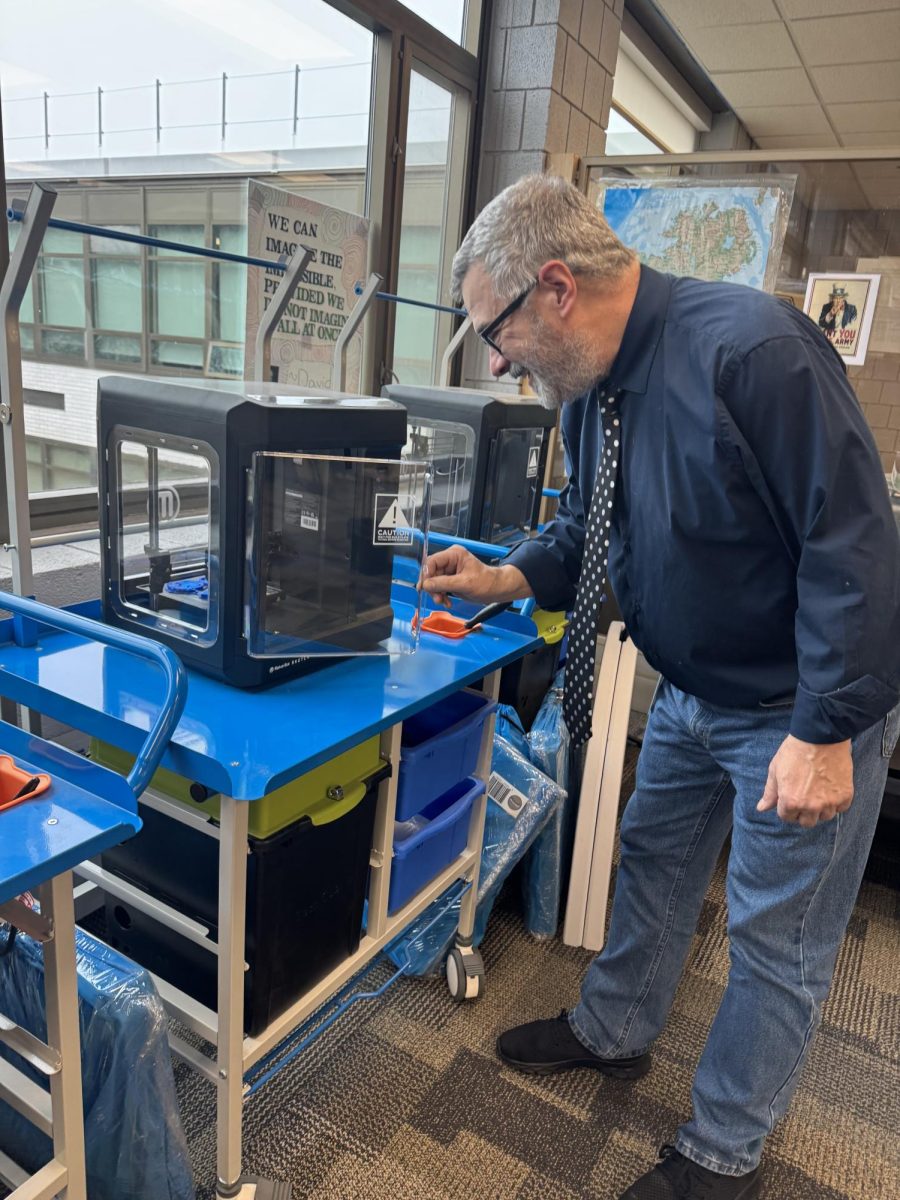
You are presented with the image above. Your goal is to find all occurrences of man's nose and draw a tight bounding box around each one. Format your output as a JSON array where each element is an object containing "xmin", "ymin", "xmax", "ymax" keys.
[{"xmin": 489, "ymin": 347, "xmax": 510, "ymax": 377}]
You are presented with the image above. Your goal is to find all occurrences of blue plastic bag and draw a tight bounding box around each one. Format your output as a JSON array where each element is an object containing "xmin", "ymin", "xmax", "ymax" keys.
[
  {"xmin": 0, "ymin": 924, "xmax": 194, "ymax": 1200},
  {"xmin": 520, "ymin": 667, "xmax": 575, "ymax": 938}
]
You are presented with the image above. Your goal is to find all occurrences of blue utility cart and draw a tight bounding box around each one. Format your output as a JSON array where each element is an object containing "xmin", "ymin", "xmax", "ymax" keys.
[
  {"xmin": 0, "ymin": 596, "xmax": 185, "ymax": 1200},
  {"xmin": 0, "ymin": 583, "xmax": 540, "ymax": 1200}
]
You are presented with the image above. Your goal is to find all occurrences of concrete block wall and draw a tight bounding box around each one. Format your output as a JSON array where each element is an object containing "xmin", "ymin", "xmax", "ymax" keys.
[
  {"xmin": 466, "ymin": 0, "xmax": 624, "ymax": 391},
  {"xmin": 479, "ymin": 0, "xmax": 623, "ymax": 208},
  {"xmin": 848, "ymin": 353, "xmax": 900, "ymax": 476}
]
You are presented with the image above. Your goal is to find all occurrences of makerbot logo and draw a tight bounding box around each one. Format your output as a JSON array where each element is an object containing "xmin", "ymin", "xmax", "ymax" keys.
[
  {"xmin": 373, "ymin": 493, "xmax": 415, "ymax": 546},
  {"xmin": 156, "ymin": 486, "xmax": 181, "ymax": 522}
]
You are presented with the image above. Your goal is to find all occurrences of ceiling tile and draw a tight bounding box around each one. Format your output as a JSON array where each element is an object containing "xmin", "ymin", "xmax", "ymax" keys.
[
  {"xmin": 811, "ymin": 62, "xmax": 900, "ymax": 104},
  {"xmin": 737, "ymin": 104, "xmax": 831, "ymax": 135},
  {"xmin": 828, "ymin": 100, "xmax": 900, "ymax": 132},
  {"xmin": 753, "ymin": 132, "xmax": 840, "ymax": 148},
  {"xmin": 781, "ymin": 0, "xmax": 900, "ymax": 17},
  {"xmin": 790, "ymin": 10, "xmax": 900, "ymax": 65},
  {"xmin": 683, "ymin": 22, "xmax": 800, "ymax": 72},
  {"xmin": 839, "ymin": 129, "xmax": 900, "ymax": 146},
  {"xmin": 653, "ymin": 0, "xmax": 779, "ymax": 30},
  {"xmin": 711, "ymin": 68, "xmax": 818, "ymax": 107}
]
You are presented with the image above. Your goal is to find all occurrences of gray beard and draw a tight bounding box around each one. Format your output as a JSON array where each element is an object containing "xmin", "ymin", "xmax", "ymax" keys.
[{"xmin": 509, "ymin": 323, "xmax": 610, "ymax": 410}]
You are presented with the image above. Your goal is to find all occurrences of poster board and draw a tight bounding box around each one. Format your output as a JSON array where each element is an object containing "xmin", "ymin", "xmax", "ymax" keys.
[
  {"xmin": 802, "ymin": 272, "xmax": 881, "ymax": 366},
  {"xmin": 244, "ymin": 180, "xmax": 370, "ymax": 390},
  {"xmin": 589, "ymin": 175, "xmax": 796, "ymax": 293}
]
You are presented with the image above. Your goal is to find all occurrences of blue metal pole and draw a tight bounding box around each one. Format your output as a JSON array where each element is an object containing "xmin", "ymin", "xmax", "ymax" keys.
[
  {"xmin": 6, "ymin": 207, "xmax": 281, "ymax": 270},
  {"xmin": 354, "ymin": 283, "xmax": 465, "ymax": 317},
  {"xmin": 5, "ymin": 208, "xmax": 470, "ymax": 317}
]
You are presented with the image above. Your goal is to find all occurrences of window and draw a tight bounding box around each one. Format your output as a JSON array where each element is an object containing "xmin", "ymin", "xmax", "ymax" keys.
[
  {"xmin": 92, "ymin": 259, "xmax": 142, "ymax": 332},
  {"xmin": 394, "ymin": 1, "xmax": 468, "ymax": 44},
  {"xmin": 3, "ymin": 0, "xmax": 477, "ymax": 512},
  {"xmin": 392, "ymin": 63, "xmax": 471, "ymax": 385},
  {"xmin": 39, "ymin": 257, "xmax": 86, "ymax": 328},
  {"xmin": 605, "ymin": 108, "xmax": 665, "ymax": 156}
]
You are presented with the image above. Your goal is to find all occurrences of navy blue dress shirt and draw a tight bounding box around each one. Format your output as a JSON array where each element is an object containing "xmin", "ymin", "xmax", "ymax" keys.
[{"xmin": 508, "ymin": 266, "xmax": 900, "ymax": 744}]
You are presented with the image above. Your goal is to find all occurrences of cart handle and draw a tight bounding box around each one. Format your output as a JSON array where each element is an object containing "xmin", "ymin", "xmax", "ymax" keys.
[{"xmin": 2, "ymin": 593, "xmax": 187, "ymax": 798}]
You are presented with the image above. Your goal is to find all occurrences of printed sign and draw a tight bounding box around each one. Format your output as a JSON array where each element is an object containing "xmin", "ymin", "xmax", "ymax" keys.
[
  {"xmin": 245, "ymin": 180, "xmax": 370, "ymax": 390},
  {"xmin": 373, "ymin": 493, "xmax": 415, "ymax": 546},
  {"xmin": 526, "ymin": 445, "xmax": 540, "ymax": 479},
  {"xmin": 802, "ymin": 272, "xmax": 881, "ymax": 366}
]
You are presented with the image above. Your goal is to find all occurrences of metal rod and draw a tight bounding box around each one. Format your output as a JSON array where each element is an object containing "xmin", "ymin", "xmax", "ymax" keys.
[
  {"xmin": 253, "ymin": 245, "xmax": 313, "ymax": 382},
  {"xmin": 43, "ymin": 91, "xmax": 49, "ymax": 150},
  {"xmin": 438, "ymin": 314, "xmax": 471, "ymax": 387},
  {"xmin": 0, "ymin": 183, "xmax": 57, "ymax": 603},
  {"xmin": 147, "ymin": 445, "xmax": 160, "ymax": 553},
  {"xmin": 41, "ymin": 872, "xmax": 88, "ymax": 1200},
  {"xmin": 97, "ymin": 86, "xmax": 102, "ymax": 148},
  {"xmin": 292, "ymin": 65, "xmax": 299, "ymax": 136},
  {"xmin": 220, "ymin": 72, "xmax": 226, "ymax": 142},
  {"xmin": 5, "ymin": 209, "xmax": 468, "ymax": 317},
  {"xmin": 155, "ymin": 79, "xmax": 161, "ymax": 144},
  {"xmin": 357, "ymin": 285, "xmax": 464, "ymax": 316},
  {"xmin": 333, "ymin": 272, "xmax": 381, "ymax": 391},
  {"xmin": 216, "ymin": 796, "xmax": 249, "ymax": 1194},
  {"xmin": 5, "ymin": 207, "xmax": 283, "ymax": 271}
]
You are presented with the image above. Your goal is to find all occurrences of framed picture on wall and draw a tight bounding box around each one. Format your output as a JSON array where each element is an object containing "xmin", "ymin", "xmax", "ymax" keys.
[{"xmin": 803, "ymin": 272, "xmax": 881, "ymax": 366}]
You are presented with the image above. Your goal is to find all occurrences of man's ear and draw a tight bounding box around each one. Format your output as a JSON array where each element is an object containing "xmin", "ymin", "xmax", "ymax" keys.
[{"xmin": 536, "ymin": 260, "xmax": 578, "ymax": 319}]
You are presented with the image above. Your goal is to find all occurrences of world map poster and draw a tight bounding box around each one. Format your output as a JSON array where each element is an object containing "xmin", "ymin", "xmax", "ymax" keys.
[{"xmin": 592, "ymin": 176, "xmax": 796, "ymax": 293}]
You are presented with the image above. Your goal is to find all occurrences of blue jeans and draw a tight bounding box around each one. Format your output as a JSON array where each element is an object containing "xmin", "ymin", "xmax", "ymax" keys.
[{"xmin": 570, "ymin": 679, "xmax": 900, "ymax": 1176}]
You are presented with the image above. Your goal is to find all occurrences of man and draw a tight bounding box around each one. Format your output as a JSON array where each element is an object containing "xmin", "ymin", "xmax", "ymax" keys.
[
  {"xmin": 421, "ymin": 175, "xmax": 900, "ymax": 1200},
  {"xmin": 817, "ymin": 282, "xmax": 858, "ymax": 342}
]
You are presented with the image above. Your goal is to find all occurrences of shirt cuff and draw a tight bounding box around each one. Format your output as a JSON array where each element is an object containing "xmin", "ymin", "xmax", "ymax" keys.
[
  {"xmin": 790, "ymin": 676, "xmax": 900, "ymax": 743},
  {"xmin": 506, "ymin": 539, "xmax": 577, "ymax": 612}
]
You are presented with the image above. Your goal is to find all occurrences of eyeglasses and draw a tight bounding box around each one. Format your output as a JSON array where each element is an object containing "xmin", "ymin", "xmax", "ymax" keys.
[{"xmin": 475, "ymin": 281, "xmax": 536, "ymax": 354}]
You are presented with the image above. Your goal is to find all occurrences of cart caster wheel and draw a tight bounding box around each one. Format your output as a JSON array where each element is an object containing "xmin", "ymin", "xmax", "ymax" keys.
[{"xmin": 446, "ymin": 946, "xmax": 484, "ymax": 1001}]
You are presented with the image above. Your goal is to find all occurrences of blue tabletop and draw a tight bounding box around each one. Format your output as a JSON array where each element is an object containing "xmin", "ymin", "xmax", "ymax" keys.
[
  {"xmin": 0, "ymin": 728, "xmax": 141, "ymax": 902},
  {"xmin": 0, "ymin": 594, "xmax": 540, "ymax": 801}
]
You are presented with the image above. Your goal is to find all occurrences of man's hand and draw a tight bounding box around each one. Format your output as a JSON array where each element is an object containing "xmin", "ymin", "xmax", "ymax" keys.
[
  {"xmin": 757, "ymin": 735, "xmax": 854, "ymax": 827},
  {"xmin": 420, "ymin": 545, "xmax": 533, "ymax": 607}
]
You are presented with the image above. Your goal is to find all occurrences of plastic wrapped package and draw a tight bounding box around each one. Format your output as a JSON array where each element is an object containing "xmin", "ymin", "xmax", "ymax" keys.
[
  {"xmin": 385, "ymin": 736, "xmax": 565, "ymax": 976},
  {"xmin": 494, "ymin": 704, "xmax": 530, "ymax": 758},
  {"xmin": 520, "ymin": 668, "xmax": 577, "ymax": 938},
  {"xmin": 0, "ymin": 923, "xmax": 194, "ymax": 1200},
  {"xmin": 527, "ymin": 669, "xmax": 569, "ymax": 791}
]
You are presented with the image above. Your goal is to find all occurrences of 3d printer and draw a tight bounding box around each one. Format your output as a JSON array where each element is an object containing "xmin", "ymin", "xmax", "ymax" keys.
[
  {"xmin": 98, "ymin": 377, "xmax": 427, "ymax": 687},
  {"xmin": 382, "ymin": 385, "xmax": 556, "ymax": 548}
]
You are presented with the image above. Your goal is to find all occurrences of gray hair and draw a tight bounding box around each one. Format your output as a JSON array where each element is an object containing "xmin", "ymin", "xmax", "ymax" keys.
[{"xmin": 451, "ymin": 174, "xmax": 635, "ymax": 305}]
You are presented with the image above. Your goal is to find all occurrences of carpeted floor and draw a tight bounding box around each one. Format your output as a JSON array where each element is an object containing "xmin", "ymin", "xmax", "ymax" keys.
[{"xmin": 176, "ymin": 746, "xmax": 900, "ymax": 1200}]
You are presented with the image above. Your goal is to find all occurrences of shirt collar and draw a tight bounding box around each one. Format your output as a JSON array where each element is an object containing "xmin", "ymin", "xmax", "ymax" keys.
[{"xmin": 606, "ymin": 265, "xmax": 671, "ymax": 397}]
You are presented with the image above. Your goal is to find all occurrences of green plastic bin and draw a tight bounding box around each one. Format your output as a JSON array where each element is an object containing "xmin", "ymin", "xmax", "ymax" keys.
[{"xmin": 90, "ymin": 734, "xmax": 384, "ymax": 839}]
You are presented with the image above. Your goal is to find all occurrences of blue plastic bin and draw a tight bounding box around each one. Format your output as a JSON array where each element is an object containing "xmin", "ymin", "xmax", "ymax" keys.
[
  {"xmin": 396, "ymin": 690, "xmax": 496, "ymax": 820},
  {"xmin": 388, "ymin": 777, "xmax": 484, "ymax": 914}
]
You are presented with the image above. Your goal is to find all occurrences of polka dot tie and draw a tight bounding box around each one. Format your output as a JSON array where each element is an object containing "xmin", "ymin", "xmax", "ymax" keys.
[{"xmin": 562, "ymin": 388, "xmax": 623, "ymax": 747}]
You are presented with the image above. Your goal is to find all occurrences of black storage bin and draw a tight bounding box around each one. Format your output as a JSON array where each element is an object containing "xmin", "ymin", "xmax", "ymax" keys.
[
  {"xmin": 499, "ymin": 640, "xmax": 563, "ymax": 731},
  {"xmin": 101, "ymin": 768, "xmax": 385, "ymax": 1035}
]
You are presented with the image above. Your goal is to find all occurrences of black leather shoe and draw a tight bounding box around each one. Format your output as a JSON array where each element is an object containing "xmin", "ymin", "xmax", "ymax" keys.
[
  {"xmin": 496, "ymin": 1010, "xmax": 651, "ymax": 1078},
  {"xmin": 619, "ymin": 1146, "xmax": 762, "ymax": 1199}
]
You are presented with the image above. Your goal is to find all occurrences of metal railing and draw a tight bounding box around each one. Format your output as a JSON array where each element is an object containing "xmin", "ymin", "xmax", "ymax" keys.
[{"xmin": 2, "ymin": 62, "xmax": 453, "ymax": 159}]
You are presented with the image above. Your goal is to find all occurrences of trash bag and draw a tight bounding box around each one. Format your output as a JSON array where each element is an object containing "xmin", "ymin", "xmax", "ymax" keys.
[{"xmin": 0, "ymin": 922, "xmax": 194, "ymax": 1200}]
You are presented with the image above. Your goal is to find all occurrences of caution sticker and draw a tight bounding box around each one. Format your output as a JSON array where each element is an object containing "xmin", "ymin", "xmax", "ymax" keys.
[
  {"xmin": 526, "ymin": 445, "xmax": 540, "ymax": 479},
  {"xmin": 373, "ymin": 493, "xmax": 416, "ymax": 545}
]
